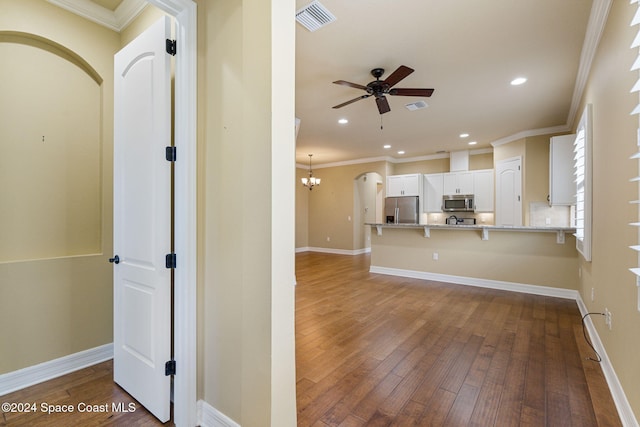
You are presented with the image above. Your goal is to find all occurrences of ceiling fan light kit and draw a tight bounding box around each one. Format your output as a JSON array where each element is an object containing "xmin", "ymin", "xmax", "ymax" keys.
[{"xmin": 332, "ymin": 65, "xmax": 434, "ymax": 115}]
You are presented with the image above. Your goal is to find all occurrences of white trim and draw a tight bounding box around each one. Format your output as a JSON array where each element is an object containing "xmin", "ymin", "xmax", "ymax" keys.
[
  {"xmin": 575, "ymin": 296, "xmax": 640, "ymax": 427},
  {"xmin": 490, "ymin": 125, "xmax": 571, "ymax": 148},
  {"xmin": 145, "ymin": 1, "xmax": 198, "ymax": 426},
  {"xmin": 198, "ymin": 400, "xmax": 241, "ymax": 427},
  {"xmin": 567, "ymin": 0, "xmax": 613, "ymax": 126},
  {"xmin": 297, "ymin": 246, "xmax": 371, "ymax": 255},
  {"xmin": 299, "ymin": 148, "xmax": 494, "ymax": 169},
  {"xmin": 369, "ymin": 265, "xmax": 579, "ymax": 299},
  {"xmin": 0, "ymin": 344, "xmax": 113, "ymax": 396},
  {"xmin": 46, "ymin": 0, "xmax": 147, "ymax": 32}
]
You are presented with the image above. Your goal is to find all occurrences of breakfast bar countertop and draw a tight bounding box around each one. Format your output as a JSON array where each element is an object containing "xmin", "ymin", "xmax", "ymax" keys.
[{"xmin": 366, "ymin": 223, "xmax": 576, "ymax": 244}]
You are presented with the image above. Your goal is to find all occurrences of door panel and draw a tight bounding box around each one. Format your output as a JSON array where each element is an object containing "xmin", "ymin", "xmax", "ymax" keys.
[
  {"xmin": 113, "ymin": 16, "xmax": 172, "ymax": 423},
  {"xmin": 495, "ymin": 157, "xmax": 522, "ymax": 226}
]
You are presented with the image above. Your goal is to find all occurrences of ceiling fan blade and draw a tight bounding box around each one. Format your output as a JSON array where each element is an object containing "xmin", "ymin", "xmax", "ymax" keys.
[
  {"xmin": 383, "ymin": 65, "xmax": 414, "ymax": 88},
  {"xmin": 376, "ymin": 96, "xmax": 391, "ymax": 114},
  {"xmin": 332, "ymin": 94, "xmax": 371, "ymax": 109},
  {"xmin": 333, "ymin": 80, "xmax": 368, "ymax": 91},
  {"xmin": 389, "ymin": 88, "xmax": 434, "ymax": 97}
]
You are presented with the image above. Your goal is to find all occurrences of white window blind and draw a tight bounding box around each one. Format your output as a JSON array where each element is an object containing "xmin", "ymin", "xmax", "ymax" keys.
[
  {"xmin": 574, "ymin": 105, "xmax": 592, "ymax": 261},
  {"xmin": 630, "ymin": 0, "xmax": 640, "ymax": 309}
]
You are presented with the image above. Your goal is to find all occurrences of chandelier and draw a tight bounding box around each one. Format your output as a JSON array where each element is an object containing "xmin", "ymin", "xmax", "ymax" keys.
[{"xmin": 301, "ymin": 154, "xmax": 321, "ymax": 190}]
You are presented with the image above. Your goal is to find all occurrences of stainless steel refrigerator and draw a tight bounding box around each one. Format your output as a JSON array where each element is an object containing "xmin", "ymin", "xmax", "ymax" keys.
[{"xmin": 385, "ymin": 196, "xmax": 419, "ymax": 224}]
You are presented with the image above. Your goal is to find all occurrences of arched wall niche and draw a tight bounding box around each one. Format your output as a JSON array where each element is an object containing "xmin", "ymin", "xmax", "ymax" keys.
[
  {"xmin": 0, "ymin": 31, "xmax": 102, "ymax": 84},
  {"xmin": 0, "ymin": 31, "xmax": 103, "ymax": 262}
]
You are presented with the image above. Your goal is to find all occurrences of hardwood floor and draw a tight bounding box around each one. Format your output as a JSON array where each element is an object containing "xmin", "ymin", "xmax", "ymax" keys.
[
  {"xmin": 295, "ymin": 252, "xmax": 622, "ymax": 427},
  {"xmin": 1, "ymin": 251, "xmax": 621, "ymax": 426},
  {"xmin": 0, "ymin": 360, "xmax": 172, "ymax": 426}
]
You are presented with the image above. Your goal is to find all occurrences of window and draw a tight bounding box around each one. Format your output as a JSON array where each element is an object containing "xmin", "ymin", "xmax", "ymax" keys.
[{"xmin": 574, "ymin": 104, "xmax": 592, "ymax": 261}]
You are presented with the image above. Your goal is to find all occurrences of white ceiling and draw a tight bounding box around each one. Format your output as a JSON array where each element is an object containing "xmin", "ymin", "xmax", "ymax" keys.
[
  {"xmin": 294, "ymin": 0, "xmax": 597, "ymax": 165},
  {"xmin": 55, "ymin": 0, "xmax": 598, "ymax": 166}
]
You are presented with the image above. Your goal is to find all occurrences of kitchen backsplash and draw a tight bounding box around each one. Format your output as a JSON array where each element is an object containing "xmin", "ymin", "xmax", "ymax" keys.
[
  {"xmin": 426, "ymin": 212, "xmax": 495, "ymax": 225},
  {"xmin": 529, "ymin": 202, "xmax": 574, "ymax": 227}
]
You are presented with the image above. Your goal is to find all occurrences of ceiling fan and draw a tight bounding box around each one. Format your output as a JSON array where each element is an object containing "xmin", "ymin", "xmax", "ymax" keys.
[{"xmin": 332, "ymin": 65, "xmax": 434, "ymax": 115}]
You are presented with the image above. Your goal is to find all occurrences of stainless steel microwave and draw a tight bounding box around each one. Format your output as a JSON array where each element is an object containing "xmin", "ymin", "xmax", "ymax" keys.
[{"xmin": 442, "ymin": 194, "xmax": 474, "ymax": 212}]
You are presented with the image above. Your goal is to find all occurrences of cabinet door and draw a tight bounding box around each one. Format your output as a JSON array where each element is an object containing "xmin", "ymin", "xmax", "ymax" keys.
[
  {"xmin": 550, "ymin": 134, "xmax": 575, "ymax": 205},
  {"xmin": 473, "ymin": 169, "xmax": 494, "ymax": 212},
  {"xmin": 443, "ymin": 173, "xmax": 458, "ymax": 194},
  {"xmin": 443, "ymin": 172, "xmax": 473, "ymax": 194},
  {"xmin": 458, "ymin": 172, "xmax": 474, "ymax": 194},
  {"xmin": 402, "ymin": 174, "xmax": 421, "ymax": 196},
  {"xmin": 386, "ymin": 175, "xmax": 404, "ymax": 197},
  {"xmin": 424, "ymin": 174, "xmax": 443, "ymax": 212}
]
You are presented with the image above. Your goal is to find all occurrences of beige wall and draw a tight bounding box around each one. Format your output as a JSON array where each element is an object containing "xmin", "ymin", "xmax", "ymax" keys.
[
  {"xmin": 200, "ymin": 0, "xmax": 297, "ymax": 425},
  {"xmin": 305, "ymin": 161, "xmax": 387, "ymax": 250},
  {"xmin": 371, "ymin": 228, "xmax": 578, "ymax": 289},
  {"xmin": 0, "ymin": 0, "xmax": 118, "ymax": 374},
  {"xmin": 576, "ymin": 0, "xmax": 640, "ymax": 416}
]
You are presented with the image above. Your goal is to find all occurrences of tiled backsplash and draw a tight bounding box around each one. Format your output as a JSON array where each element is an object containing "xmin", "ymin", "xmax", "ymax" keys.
[{"xmin": 529, "ymin": 202, "xmax": 574, "ymax": 227}]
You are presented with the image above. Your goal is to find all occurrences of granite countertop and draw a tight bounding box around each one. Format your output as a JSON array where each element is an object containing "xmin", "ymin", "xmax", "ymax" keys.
[
  {"xmin": 366, "ymin": 223, "xmax": 575, "ymax": 243},
  {"xmin": 366, "ymin": 223, "xmax": 575, "ymax": 231}
]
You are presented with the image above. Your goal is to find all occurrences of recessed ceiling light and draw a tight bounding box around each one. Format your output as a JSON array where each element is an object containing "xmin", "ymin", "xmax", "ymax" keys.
[
  {"xmin": 468, "ymin": 141, "xmax": 477, "ymax": 145},
  {"xmin": 397, "ymin": 150, "xmax": 405, "ymax": 155},
  {"xmin": 338, "ymin": 118, "xmax": 348, "ymax": 124},
  {"xmin": 511, "ymin": 77, "xmax": 527, "ymax": 86},
  {"xmin": 459, "ymin": 133, "xmax": 469, "ymax": 138},
  {"xmin": 383, "ymin": 144, "xmax": 391, "ymax": 149}
]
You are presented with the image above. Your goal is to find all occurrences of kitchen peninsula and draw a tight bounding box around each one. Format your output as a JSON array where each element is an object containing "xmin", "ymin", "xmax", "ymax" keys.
[{"xmin": 367, "ymin": 222, "xmax": 579, "ymax": 296}]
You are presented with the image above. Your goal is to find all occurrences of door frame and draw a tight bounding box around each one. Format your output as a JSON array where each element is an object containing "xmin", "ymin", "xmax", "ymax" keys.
[{"xmin": 146, "ymin": 1, "xmax": 197, "ymax": 425}]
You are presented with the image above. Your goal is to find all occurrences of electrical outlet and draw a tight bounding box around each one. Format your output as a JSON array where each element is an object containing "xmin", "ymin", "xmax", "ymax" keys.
[
  {"xmin": 591, "ymin": 287, "xmax": 595, "ymax": 302},
  {"xmin": 604, "ymin": 308, "xmax": 612, "ymax": 330},
  {"xmin": 433, "ymin": 252, "xmax": 439, "ymax": 261}
]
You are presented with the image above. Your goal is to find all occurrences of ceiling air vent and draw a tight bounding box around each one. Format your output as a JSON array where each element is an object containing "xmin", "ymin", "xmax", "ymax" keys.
[
  {"xmin": 405, "ymin": 101, "xmax": 429, "ymax": 111},
  {"xmin": 296, "ymin": 0, "xmax": 336, "ymax": 32}
]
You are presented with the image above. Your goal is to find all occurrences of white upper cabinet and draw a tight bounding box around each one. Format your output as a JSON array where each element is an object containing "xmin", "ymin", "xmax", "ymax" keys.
[
  {"xmin": 443, "ymin": 171, "xmax": 474, "ymax": 195},
  {"xmin": 387, "ymin": 174, "xmax": 422, "ymax": 197},
  {"xmin": 473, "ymin": 169, "xmax": 494, "ymax": 212},
  {"xmin": 423, "ymin": 173, "xmax": 444, "ymax": 212},
  {"xmin": 549, "ymin": 134, "xmax": 576, "ymax": 206}
]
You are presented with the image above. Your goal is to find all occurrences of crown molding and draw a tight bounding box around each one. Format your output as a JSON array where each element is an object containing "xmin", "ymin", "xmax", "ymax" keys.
[
  {"xmin": 566, "ymin": 0, "xmax": 613, "ymax": 128},
  {"xmin": 490, "ymin": 125, "xmax": 571, "ymax": 148},
  {"xmin": 47, "ymin": 0, "xmax": 147, "ymax": 32}
]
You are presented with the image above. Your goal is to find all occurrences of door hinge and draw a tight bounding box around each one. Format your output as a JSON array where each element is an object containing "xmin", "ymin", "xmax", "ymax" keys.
[
  {"xmin": 165, "ymin": 253, "xmax": 177, "ymax": 269},
  {"xmin": 166, "ymin": 146, "xmax": 176, "ymax": 162},
  {"xmin": 165, "ymin": 360, "xmax": 176, "ymax": 376},
  {"xmin": 166, "ymin": 39, "xmax": 177, "ymax": 56}
]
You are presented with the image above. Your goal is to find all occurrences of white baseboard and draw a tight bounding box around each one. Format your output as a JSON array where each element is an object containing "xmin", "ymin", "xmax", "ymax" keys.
[
  {"xmin": 198, "ymin": 399, "xmax": 241, "ymax": 427},
  {"xmin": 369, "ymin": 265, "xmax": 579, "ymax": 300},
  {"xmin": 575, "ymin": 297, "xmax": 639, "ymax": 427},
  {"xmin": 0, "ymin": 343, "xmax": 113, "ymax": 396},
  {"xmin": 296, "ymin": 246, "xmax": 371, "ymax": 255},
  {"xmin": 370, "ymin": 264, "xmax": 639, "ymax": 426}
]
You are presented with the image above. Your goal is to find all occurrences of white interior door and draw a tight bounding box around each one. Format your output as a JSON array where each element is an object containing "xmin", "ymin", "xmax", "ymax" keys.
[
  {"xmin": 113, "ymin": 16, "xmax": 172, "ymax": 423},
  {"xmin": 495, "ymin": 157, "xmax": 522, "ymax": 226}
]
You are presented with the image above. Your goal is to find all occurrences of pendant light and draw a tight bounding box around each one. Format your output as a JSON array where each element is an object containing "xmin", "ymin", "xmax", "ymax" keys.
[{"xmin": 301, "ymin": 154, "xmax": 321, "ymax": 190}]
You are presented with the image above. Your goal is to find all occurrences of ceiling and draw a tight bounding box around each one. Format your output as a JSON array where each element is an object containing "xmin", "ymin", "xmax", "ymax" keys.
[
  {"xmin": 56, "ymin": 0, "xmax": 597, "ymax": 166},
  {"xmin": 294, "ymin": 0, "xmax": 596, "ymax": 165}
]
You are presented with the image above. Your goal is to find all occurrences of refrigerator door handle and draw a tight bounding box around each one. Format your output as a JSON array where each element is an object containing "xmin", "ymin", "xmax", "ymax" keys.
[{"xmin": 395, "ymin": 207, "xmax": 399, "ymax": 224}]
